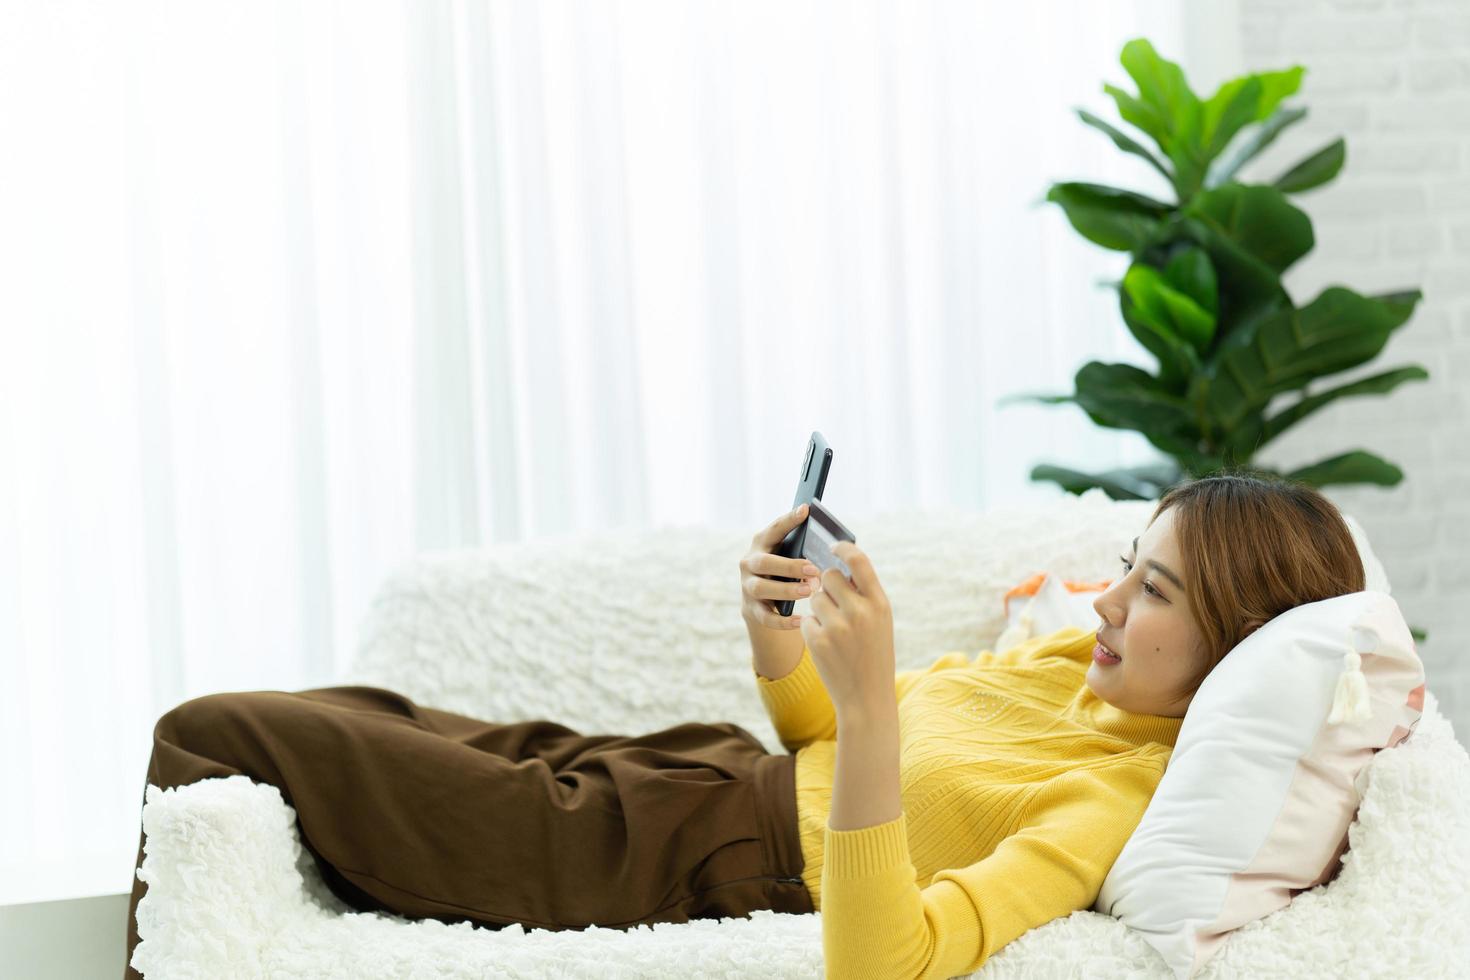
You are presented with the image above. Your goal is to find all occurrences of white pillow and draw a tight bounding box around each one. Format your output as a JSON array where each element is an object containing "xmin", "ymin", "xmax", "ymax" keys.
[{"xmin": 1095, "ymin": 589, "xmax": 1427, "ymax": 978}]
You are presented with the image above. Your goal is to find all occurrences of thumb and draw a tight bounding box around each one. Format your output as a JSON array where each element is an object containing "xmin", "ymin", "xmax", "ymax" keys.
[
  {"xmin": 760, "ymin": 502, "xmax": 810, "ymax": 550},
  {"xmin": 780, "ymin": 503, "xmax": 810, "ymax": 530}
]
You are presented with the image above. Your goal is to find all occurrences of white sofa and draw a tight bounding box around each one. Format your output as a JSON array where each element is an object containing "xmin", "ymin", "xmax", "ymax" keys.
[{"xmin": 130, "ymin": 491, "xmax": 1470, "ymax": 978}]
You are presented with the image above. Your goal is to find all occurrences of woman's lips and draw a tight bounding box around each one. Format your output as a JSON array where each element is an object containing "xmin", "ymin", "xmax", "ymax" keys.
[{"xmin": 1093, "ymin": 641, "xmax": 1122, "ymax": 665}]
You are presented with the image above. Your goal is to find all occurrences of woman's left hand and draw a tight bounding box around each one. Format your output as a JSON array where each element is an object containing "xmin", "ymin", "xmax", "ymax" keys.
[{"xmin": 800, "ymin": 542, "xmax": 896, "ymax": 720}]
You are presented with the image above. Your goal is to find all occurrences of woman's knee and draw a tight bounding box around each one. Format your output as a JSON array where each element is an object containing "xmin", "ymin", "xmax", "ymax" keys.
[{"xmin": 154, "ymin": 691, "xmax": 271, "ymax": 747}]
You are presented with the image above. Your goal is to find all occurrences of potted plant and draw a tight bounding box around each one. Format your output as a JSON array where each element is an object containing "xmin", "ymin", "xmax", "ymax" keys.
[{"xmin": 1005, "ymin": 38, "xmax": 1429, "ymax": 504}]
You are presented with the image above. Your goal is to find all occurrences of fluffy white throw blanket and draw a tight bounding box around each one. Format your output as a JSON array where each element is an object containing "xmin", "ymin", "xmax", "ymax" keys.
[{"xmin": 132, "ymin": 496, "xmax": 1470, "ymax": 977}]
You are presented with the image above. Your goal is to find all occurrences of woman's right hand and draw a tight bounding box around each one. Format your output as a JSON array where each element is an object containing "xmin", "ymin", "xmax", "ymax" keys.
[{"xmin": 739, "ymin": 503, "xmax": 824, "ymax": 631}]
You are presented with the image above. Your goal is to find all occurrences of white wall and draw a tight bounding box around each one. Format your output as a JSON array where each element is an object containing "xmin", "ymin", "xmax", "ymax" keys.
[
  {"xmin": 1237, "ymin": 0, "xmax": 1470, "ymax": 737},
  {"xmin": 0, "ymin": 894, "xmax": 128, "ymax": 978}
]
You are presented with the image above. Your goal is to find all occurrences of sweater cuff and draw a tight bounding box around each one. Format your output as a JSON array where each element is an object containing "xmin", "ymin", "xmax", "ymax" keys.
[
  {"xmin": 755, "ymin": 646, "xmax": 824, "ymax": 711},
  {"xmin": 824, "ymin": 810, "xmax": 911, "ymax": 879}
]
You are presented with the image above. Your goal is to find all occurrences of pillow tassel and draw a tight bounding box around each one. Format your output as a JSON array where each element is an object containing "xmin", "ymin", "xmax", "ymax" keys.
[{"xmin": 1327, "ymin": 628, "xmax": 1375, "ymax": 725}]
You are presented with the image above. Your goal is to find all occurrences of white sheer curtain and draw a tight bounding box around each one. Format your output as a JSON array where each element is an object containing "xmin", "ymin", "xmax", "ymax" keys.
[{"xmin": 0, "ymin": 0, "xmax": 1210, "ymax": 903}]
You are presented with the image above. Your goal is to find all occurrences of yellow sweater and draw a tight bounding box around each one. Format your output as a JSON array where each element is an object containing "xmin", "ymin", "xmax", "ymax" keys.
[{"xmin": 753, "ymin": 625, "xmax": 1185, "ymax": 980}]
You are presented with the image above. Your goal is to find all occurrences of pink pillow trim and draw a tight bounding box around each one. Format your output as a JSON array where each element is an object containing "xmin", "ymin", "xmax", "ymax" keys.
[{"xmin": 1188, "ymin": 653, "xmax": 1426, "ymax": 977}]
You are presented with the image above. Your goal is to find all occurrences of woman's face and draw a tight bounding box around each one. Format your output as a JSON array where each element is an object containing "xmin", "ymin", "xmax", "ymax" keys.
[{"xmin": 1088, "ymin": 507, "xmax": 1221, "ymax": 718}]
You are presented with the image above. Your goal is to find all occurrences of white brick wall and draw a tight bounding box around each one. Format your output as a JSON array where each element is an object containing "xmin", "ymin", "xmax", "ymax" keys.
[{"xmin": 1235, "ymin": 0, "xmax": 1470, "ymax": 739}]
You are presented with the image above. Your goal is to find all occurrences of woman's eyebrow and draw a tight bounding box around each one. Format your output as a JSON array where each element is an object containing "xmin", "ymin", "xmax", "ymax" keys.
[{"xmin": 1131, "ymin": 536, "xmax": 1185, "ymax": 592}]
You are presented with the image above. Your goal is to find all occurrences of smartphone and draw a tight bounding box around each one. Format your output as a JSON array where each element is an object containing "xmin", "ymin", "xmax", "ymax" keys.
[{"xmin": 772, "ymin": 431, "xmax": 832, "ymax": 617}]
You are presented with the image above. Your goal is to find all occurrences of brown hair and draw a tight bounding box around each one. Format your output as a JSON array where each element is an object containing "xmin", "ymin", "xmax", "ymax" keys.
[{"xmin": 1149, "ymin": 467, "xmax": 1366, "ymax": 698}]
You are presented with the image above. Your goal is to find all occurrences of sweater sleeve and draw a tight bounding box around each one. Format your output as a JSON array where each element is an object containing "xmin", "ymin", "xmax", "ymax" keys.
[
  {"xmin": 754, "ymin": 645, "xmax": 838, "ymax": 753},
  {"xmin": 818, "ymin": 758, "xmax": 1166, "ymax": 980},
  {"xmin": 757, "ymin": 644, "xmax": 995, "ymax": 751}
]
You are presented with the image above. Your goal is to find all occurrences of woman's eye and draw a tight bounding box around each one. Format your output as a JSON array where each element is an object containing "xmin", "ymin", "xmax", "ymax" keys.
[{"xmin": 1119, "ymin": 557, "xmax": 1162, "ymax": 598}]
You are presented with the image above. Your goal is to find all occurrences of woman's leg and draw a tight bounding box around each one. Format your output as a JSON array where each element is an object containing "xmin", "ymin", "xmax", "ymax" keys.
[{"xmin": 124, "ymin": 686, "xmax": 811, "ymax": 979}]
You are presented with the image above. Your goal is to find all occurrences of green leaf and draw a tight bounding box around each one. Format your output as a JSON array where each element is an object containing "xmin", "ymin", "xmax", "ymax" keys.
[
  {"xmin": 1074, "ymin": 361, "xmax": 1193, "ymax": 421},
  {"xmin": 1077, "ymin": 108, "xmax": 1174, "ymax": 185},
  {"xmin": 995, "ymin": 391, "xmax": 1075, "ymax": 408},
  {"xmin": 1283, "ymin": 450, "xmax": 1404, "ymax": 488},
  {"xmin": 1184, "ymin": 183, "xmax": 1315, "ymax": 274},
  {"xmin": 1117, "ymin": 39, "xmax": 1210, "ymax": 199},
  {"xmin": 1104, "ymin": 83, "xmax": 1172, "ymax": 155},
  {"xmin": 1183, "ymin": 373, "xmax": 1221, "ymax": 452},
  {"xmin": 1219, "ymin": 414, "xmax": 1268, "ymax": 461},
  {"xmin": 1120, "ymin": 292, "xmax": 1196, "ymax": 391},
  {"xmin": 1257, "ymin": 365, "xmax": 1429, "ymax": 445},
  {"xmin": 1119, "ymin": 461, "xmax": 1188, "ymax": 492},
  {"xmin": 1251, "ymin": 66, "xmax": 1307, "ymax": 119},
  {"xmin": 1031, "ymin": 464, "xmax": 1164, "ymax": 500},
  {"xmin": 1366, "ymin": 288, "xmax": 1424, "ymax": 324},
  {"xmin": 1123, "ymin": 263, "xmax": 1216, "ymax": 356},
  {"xmin": 1158, "ymin": 286, "xmax": 1217, "ymax": 353},
  {"xmin": 1045, "ymin": 182, "xmax": 1173, "ymax": 251},
  {"xmin": 1273, "ymin": 138, "xmax": 1347, "ymax": 194},
  {"xmin": 1200, "ymin": 76, "xmax": 1263, "ymax": 164},
  {"xmin": 1163, "ymin": 245, "xmax": 1218, "ymax": 317},
  {"xmin": 1072, "ymin": 361, "xmax": 1202, "ymax": 458},
  {"xmin": 1207, "ymin": 106, "xmax": 1308, "ymax": 188},
  {"xmin": 1173, "ymin": 216, "xmax": 1293, "ymax": 343},
  {"xmin": 1208, "ymin": 286, "xmax": 1425, "ymax": 432},
  {"xmin": 1201, "ymin": 66, "xmax": 1304, "ymax": 161},
  {"xmin": 1118, "ymin": 38, "xmax": 1203, "ymax": 154}
]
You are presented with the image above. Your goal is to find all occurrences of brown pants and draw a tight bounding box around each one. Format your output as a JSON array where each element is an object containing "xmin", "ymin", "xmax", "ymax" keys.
[{"xmin": 124, "ymin": 685, "xmax": 813, "ymax": 979}]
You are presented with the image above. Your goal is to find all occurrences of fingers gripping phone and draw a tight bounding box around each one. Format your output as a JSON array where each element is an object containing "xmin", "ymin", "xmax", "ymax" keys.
[{"xmin": 773, "ymin": 431, "xmax": 832, "ymax": 617}]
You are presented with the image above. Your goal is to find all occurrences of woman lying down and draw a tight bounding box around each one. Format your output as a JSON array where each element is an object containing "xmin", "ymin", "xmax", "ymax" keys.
[{"xmin": 124, "ymin": 471, "xmax": 1365, "ymax": 980}]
